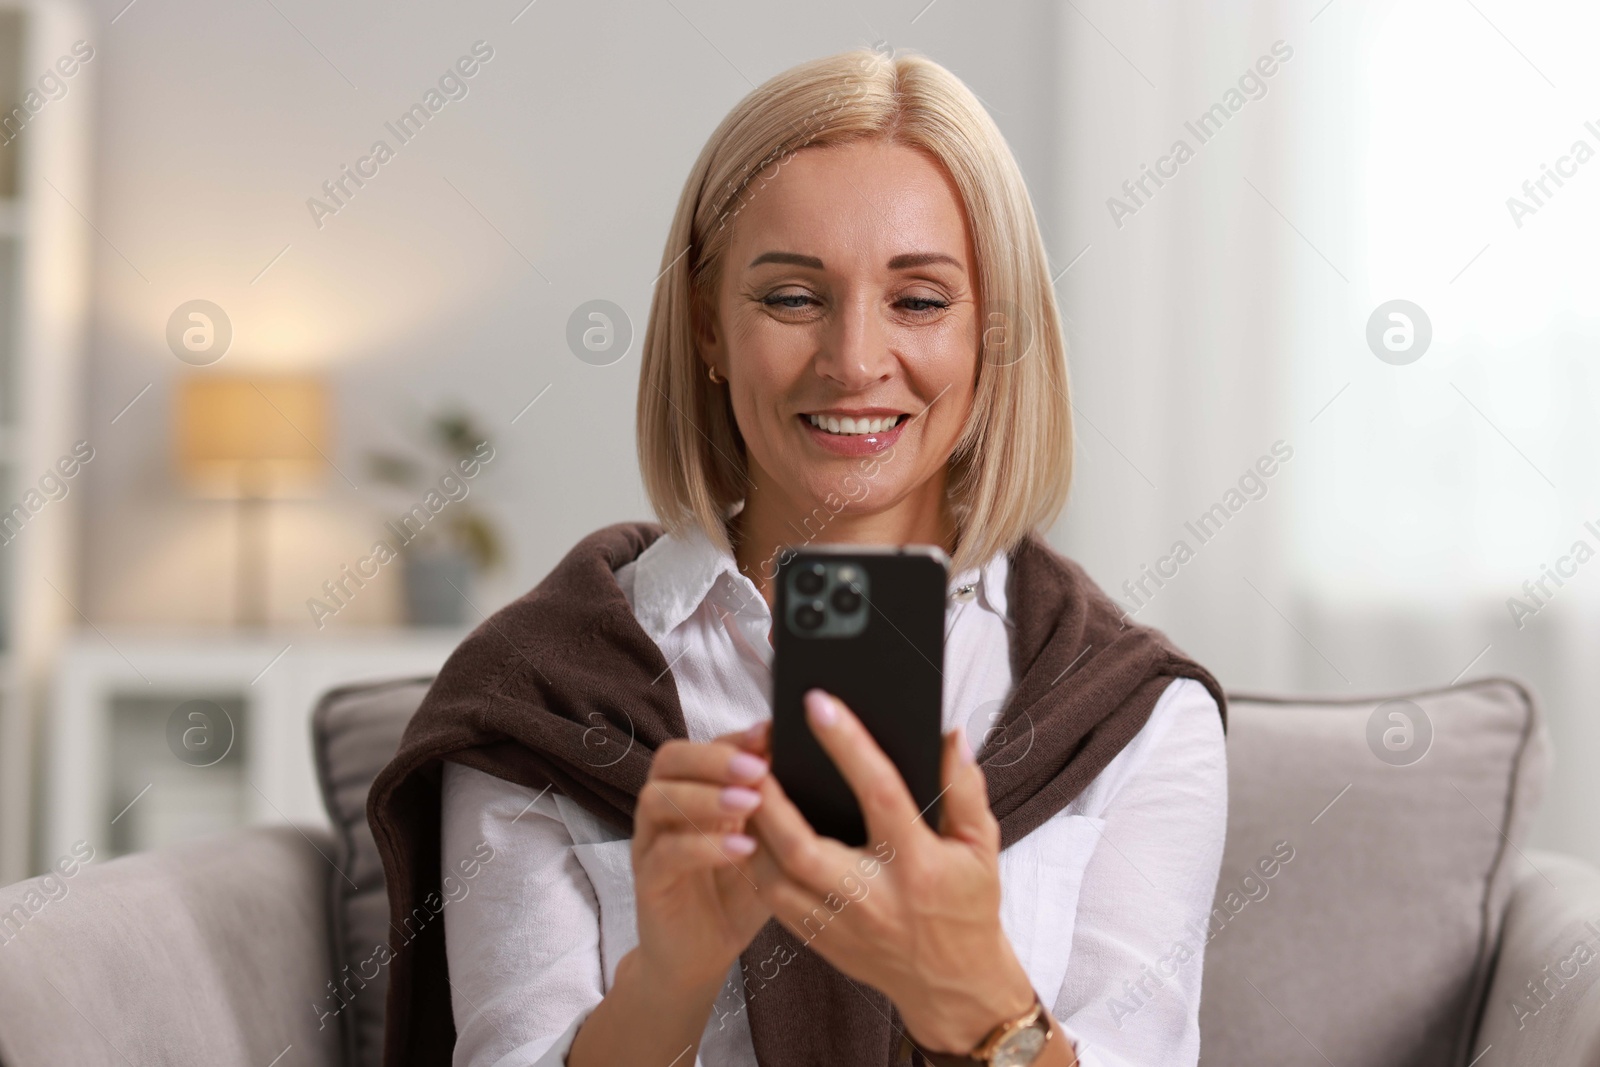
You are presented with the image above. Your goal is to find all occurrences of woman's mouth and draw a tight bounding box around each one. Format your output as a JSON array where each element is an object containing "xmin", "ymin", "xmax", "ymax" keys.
[{"xmin": 799, "ymin": 411, "xmax": 910, "ymax": 455}]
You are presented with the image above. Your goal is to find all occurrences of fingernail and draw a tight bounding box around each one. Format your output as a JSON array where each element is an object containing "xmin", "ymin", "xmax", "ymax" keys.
[
  {"xmin": 958, "ymin": 730, "xmax": 976, "ymax": 765},
  {"xmin": 723, "ymin": 833, "xmax": 757, "ymax": 856},
  {"xmin": 742, "ymin": 720, "xmax": 768, "ymax": 742},
  {"xmin": 728, "ymin": 752, "xmax": 768, "ymax": 783},
  {"xmin": 806, "ymin": 689, "xmax": 838, "ymax": 727},
  {"xmin": 720, "ymin": 786, "xmax": 762, "ymax": 812}
]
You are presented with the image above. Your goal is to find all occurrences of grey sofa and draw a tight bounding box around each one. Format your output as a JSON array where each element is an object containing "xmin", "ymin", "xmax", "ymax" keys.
[{"xmin": 2, "ymin": 674, "xmax": 1597, "ymax": 1066}]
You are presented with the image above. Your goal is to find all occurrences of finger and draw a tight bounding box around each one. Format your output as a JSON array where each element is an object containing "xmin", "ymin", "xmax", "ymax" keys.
[
  {"xmin": 745, "ymin": 767, "xmax": 857, "ymax": 893},
  {"xmin": 638, "ymin": 828, "xmax": 759, "ymax": 883},
  {"xmin": 742, "ymin": 831, "xmax": 880, "ymax": 958},
  {"xmin": 636, "ymin": 779, "xmax": 763, "ymax": 841},
  {"xmin": 650, "ymin": 737, "xmax": 769, "ymax": 787},
  {"xmin": 802, "ymin": 690, "xmax": 921, "ymax": 842},
  {"xmin": 757, "ymin": 867, "xmax": 834, "ymax": 942},
  {"xmin": 936, "ymin": 727, "xmax": 999, "ymax": 851},
  {"xmin": 739, "ymin": 844, "xmax": 830, "ymax": 926},
  {"xmin": 717, "ymin": 719, "xmax": 772, "ymax": 757},
  {"xmin": 741, "ymin": 831, "xmax": 787, "ymax": 886}
]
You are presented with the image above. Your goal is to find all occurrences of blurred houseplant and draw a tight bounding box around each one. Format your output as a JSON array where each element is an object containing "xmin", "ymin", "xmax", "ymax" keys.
[{"xmin": 366, "ymin": 409, "xmax": 503, "ymax": 626}]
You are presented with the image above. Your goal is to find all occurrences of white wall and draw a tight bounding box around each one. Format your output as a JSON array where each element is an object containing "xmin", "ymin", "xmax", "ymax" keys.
[
  {"xmin": 71, "ymin": 0, "xmax": 1600, "ymax": 870},
  {"xmin": 77, "ymin": 0, "xmax": 1062, "ymax": 631},
  {"xmin": 1052, "ymin": 0, "xmax": 1302, "ymax": 693},
  {"xmin": 1049, "ymin": 0, "xmax": 1600, "ymax": 868}
]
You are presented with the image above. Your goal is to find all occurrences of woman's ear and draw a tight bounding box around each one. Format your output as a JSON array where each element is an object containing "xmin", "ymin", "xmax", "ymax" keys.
[{"xmin": 691, "ymin": 291, "xmax": 724, "ymax": 374}]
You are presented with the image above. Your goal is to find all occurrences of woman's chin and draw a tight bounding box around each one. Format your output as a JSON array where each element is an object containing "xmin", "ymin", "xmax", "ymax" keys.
[{"xmin": 782, "ymin": 479, "xmax": 906, "ymax": 525}]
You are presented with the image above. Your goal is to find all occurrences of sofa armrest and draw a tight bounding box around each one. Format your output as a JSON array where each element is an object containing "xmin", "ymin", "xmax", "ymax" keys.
[
  {"xmin": 0, "ymin": 825, "xmax": 345, "ymax": 1067},
  {"xmin": 1471, "ymin": 849, "xmax": 1600, "ymax": 1066}
]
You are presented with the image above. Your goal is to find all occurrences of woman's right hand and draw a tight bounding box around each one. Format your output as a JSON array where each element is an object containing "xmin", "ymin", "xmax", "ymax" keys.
[
  {"xmin": 569, "ymin": 722, "xmax": 775, "ymax": 1066},
  {"xmin": 630, "ymin": 721, "xmax": 774, "ymax": 990}
]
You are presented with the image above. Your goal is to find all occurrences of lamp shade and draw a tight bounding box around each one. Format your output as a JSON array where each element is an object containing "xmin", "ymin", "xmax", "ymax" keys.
[{"xmin": 176, "ymin": 375, "xmax": 329, "ymax": 498}]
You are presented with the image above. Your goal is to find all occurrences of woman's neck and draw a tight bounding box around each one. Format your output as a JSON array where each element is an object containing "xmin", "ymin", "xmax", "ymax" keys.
[{"xmin": 730, "ymin": 475, "xmax": 958, "ymax": 612}]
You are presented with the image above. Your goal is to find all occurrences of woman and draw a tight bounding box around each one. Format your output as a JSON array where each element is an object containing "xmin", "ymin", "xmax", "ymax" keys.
[{"xmin": 368, "ymin": 47, "xmax": 1227, "ymax": 1067}]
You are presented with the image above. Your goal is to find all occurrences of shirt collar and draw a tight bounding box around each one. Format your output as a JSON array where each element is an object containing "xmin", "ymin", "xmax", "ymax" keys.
[
  {"xmin": 630, "ymin": 524, "xmax": 1012, "ymax": 643},
  {"xmin": 949, "ymin": 550, "xmax": 1011, "ymax": 622},
  {"xmin": 631, "ymin": 524, "xmax": 756, "ymax": 644}
]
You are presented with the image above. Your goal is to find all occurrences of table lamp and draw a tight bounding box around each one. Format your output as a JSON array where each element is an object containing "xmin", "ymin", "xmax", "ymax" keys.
[{"xmin": 176, "ymin": 375, "xmax": 329, "ymax": 627}]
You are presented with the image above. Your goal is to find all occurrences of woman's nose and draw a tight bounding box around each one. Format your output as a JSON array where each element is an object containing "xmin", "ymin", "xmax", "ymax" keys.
[{"xmin": 813, "ymin": 300, "xmax": 893, "ymax": 389}]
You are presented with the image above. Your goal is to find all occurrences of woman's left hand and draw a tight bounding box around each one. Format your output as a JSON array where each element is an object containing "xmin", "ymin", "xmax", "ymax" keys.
[{"xmin": 741, "ymin": 688, "xmax": 1040, "ymax": 1055}]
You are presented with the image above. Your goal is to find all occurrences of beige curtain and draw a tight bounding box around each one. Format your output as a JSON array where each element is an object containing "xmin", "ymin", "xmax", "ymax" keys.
[{"xmin": 1048, "ymin": 0, "xmax": 1600, "ymax": 867}]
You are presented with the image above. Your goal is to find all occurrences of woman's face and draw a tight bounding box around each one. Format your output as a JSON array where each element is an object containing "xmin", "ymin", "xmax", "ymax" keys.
[{"xmin": 699, "ymin": 138, "xmax": 980, "ymax": 528}]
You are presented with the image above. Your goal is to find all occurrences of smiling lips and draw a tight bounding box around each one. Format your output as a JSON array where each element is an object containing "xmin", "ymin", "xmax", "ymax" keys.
[
  {"xmin": 799, "ymin": 409, "xmax": 910, "ymax": 456},
  {"xmin": 805, "ymin": 412, "xmax": 904, "ymax": 435}
]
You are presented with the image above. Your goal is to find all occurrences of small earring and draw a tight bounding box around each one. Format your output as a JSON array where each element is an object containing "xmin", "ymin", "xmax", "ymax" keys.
[{"xmin": 707, "ymin": 364, "xmax": 725, "ymax": 384}]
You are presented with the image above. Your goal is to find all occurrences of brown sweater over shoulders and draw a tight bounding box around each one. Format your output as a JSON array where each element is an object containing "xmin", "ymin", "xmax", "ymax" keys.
[{"xmin": 366, "ymin": 521, "xmax": 1227, "ymax": 1067}]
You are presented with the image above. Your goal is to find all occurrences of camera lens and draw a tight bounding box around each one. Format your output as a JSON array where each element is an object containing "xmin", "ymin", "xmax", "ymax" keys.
[
  {"xmin": 796, "ymin": 601, "xmax": 825, "ymax": 630},
  {"xmin": 794, "ymin": 563, "xmax": 826, "ymax": 596},
  {"xmin": 831, "ymin": 582, "xmax": 862, "ymax": 614}
]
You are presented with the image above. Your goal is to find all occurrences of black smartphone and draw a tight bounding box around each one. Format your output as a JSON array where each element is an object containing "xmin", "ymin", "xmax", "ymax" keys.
[{"xmin": 770, "ymin": 545, "xmax": 947, "ymax": 847}]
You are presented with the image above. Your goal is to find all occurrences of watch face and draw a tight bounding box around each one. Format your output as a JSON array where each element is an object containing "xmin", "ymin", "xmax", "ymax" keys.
[{"xmin": 991, "ymin": 1025, "xmax": 1049, "ymax": 1067}]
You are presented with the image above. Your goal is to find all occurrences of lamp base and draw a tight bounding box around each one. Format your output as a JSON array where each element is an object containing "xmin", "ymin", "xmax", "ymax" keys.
[{"xmin": 235, "ymin": 494, "xmax": 269, "ymax": 628}]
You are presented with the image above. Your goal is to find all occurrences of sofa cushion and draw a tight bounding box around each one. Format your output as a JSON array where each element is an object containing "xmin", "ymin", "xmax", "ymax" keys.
[
  {"xmin": 1198, "ymin": 678, "xmax": 1548, "ymax": 1067},
  {"xmin": 312, "ymin": 674, "xmax": 1548, "ymax": 1067},
  {"xmin": 1471, "ymin": 848, "xmax": 1600, "ymax": 1062},
  {"xmin": 313, "ymin": 677, "xmax": 433, "ymax": 1067},
  {"xmin": 0, "ymin": 826, "xmax": 343, "ymax": 1067}
]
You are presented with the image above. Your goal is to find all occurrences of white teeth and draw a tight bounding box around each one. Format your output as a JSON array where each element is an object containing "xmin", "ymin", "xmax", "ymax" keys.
[{"xmin": 807, "ymin": 414, "xmax": 901, "ymax": 435}]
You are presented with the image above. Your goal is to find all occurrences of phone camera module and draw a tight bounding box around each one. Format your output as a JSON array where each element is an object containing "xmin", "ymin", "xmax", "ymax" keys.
[
  {"xmin": 795, "ymin": 563, "xmax": 826, "ymax": 597},
  {"xmin": 830, "ymin": 582, "xmax": 862, "ymax": 614},
  {"xmin": 783, "ymin": 556, "xmax": 870, "ymax": 638}
]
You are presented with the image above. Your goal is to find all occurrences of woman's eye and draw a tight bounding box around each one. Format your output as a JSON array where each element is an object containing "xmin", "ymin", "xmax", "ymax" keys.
[{"xmin": 759, "ymin": 292, "xmax": 949, "ymax": 314}]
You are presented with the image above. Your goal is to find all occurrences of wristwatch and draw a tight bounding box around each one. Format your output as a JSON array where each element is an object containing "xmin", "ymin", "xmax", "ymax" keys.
[{"xmin": 921, "ymin": 994, "xmax": 1053, "ymax": 1066}]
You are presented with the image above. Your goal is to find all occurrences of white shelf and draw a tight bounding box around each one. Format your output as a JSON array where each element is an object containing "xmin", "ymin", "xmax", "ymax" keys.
[
  {"xmin": 41, "ymin": 628, "xmax": 465, "ymax": 863},
  {"xmin": 0, "ymin": 0, "xmax": 93, "ymax": 884}
]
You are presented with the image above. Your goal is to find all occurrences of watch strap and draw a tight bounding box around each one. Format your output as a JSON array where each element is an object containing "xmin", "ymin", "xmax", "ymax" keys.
[
  {"xmin": 921, "ymin": 1048, "xmax": 987, "ymax": 1067},
  {"xmin": 916, "ymin": 994, "xmax": 1050, "ymax": 1066}
]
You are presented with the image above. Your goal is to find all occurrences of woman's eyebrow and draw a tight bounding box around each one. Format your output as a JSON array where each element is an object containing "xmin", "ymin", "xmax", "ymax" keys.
[
  {"xmin": 886, "ymin": 251, "xmax": 963, "ymax": 272},
  {"xmin": 746, "ymin": 250, "xmax": 964, "ymax": 272},
  {"xmin": 748, "ymin": 251, "xmax": 823, "ymax": 269}
]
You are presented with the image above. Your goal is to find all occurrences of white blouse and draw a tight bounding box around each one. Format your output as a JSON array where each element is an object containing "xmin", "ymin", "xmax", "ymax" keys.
[{"xmin": 440, "ymin": 526, "xmax": 1227, "ymax": 1067}]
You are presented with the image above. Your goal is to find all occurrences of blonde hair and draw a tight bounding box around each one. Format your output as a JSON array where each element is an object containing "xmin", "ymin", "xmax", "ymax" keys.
[{"xmin": 636, "ymin": 46, "xmax": 1072, "ymax": 577}]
